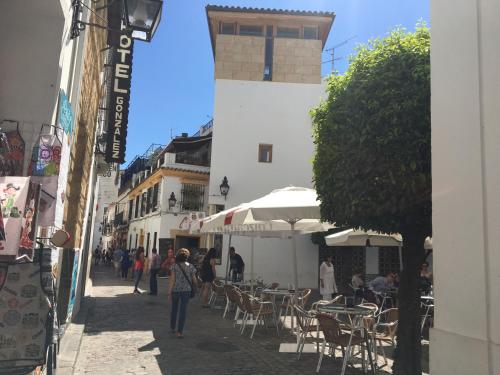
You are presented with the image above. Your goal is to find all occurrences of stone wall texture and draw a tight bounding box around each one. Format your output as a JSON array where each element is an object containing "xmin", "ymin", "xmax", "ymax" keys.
[
  {"xmin": 214, "ymin": 34, "xmax": 322, "ymax": 84},
  {"xmin": 63, "ymin": 13, "xmax": 106, "ymax": 249},
  {"xmin": 215, "ymin": 34, "xmax": 265, "ymax": 81},
  {"xmin": 272, "ymin": 38, "xmax": 322, "ymax": 84}
]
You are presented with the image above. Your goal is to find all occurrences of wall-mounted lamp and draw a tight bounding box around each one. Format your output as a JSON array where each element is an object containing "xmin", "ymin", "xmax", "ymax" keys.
[
  {"xmin": 95, "ymin": 133, "xmax": 107, "ymax": 155},
  {"xmin": 168, "ymin": 192, "xmax": 177, "ymax": 210},
  {"xmin": 123, "ymin": 0, "xmax": 163, "ymax": 42},
  {"xmin": 70, "ymin": 0, "xmax": 163, "ymax": 42},
  {"xmin": 219, "ymin": 176, "xmax": 230, "ymax": 200}
]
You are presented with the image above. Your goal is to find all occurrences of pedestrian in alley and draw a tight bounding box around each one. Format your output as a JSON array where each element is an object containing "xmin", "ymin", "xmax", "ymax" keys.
[
  {"xmin": 133, "ymin": 247, "xmax": 145, "ymax": 294},
  {"xmin": 93, "ymin": 247, "xmax": 100, "ymax": 266},
  {"xmin": 200, "ymin": 247, "xmax": 217, "ymax": 308},
  {"xmin": 121, "ymin": 249, "xmax": 130, "ymax": 279},
  {"xmin": 168, "ymin": 248, "xmax": 197, "ymax": 338},
  {"xmin": 229, "ymin": 246, "xmax": 245, "ymax": 282},
  {"xmin": 149, "ymin": 248, "xmax": 161, "ymax": 295},
  {"xmin": 319, "ymin": 255, "xmax": 338, "ymax": 300}
]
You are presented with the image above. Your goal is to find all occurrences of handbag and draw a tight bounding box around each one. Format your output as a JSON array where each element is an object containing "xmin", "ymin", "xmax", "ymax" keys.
[{"xmin": 177, "ymin": 263, "xmax": 196, "ymax": 298}]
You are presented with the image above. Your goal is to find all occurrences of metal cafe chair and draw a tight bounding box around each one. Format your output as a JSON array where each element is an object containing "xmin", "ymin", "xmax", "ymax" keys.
[{"xmin": 316, "ymin": 313, "xmax": 376, "ymax": 375}]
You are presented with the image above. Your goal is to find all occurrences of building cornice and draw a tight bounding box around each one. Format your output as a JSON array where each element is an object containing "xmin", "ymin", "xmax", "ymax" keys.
[{"xmin": 128, "ymin": 166, "xmax": 210, "ymax": 199}]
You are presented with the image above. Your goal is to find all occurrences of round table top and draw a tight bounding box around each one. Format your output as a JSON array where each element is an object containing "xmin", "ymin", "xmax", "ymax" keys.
[
  {"xmin": 317, "ymin": 304, "xmax": 375, "ymax": 316},
  {"xmin": 262, "ymin": 289, "xmax": 296, "ymax": 296}
]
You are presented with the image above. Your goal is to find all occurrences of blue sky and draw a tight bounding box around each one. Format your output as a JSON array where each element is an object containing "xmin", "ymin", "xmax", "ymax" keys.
[{"xmin": 125, "ymin": 0, "xmax": 429, "ymax": 164}]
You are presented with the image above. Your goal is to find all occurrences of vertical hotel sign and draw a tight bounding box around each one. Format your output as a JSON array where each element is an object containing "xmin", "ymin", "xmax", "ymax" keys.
[{"xmin": 105, "ymin": 32, "xmax": 134, "ymax": 164}]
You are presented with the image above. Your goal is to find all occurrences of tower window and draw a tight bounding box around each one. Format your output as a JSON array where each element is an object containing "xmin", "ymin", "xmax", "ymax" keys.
[
  {"xmin": 304, "ymin": 26, "xmax": 319, "ymax": 40},
  {"xmin": 258, "ymin": 144, "xmax": 273, "ymax": 163},
  {"xmin": 239, "ymin": 25, "xmax": 263, "ymax": 36},
  {"xmin": 220, "ymin": 22, "xmax": 235, "ymax": 35},
  {"xmin": 277, "ymin": 27, "xmax": 300, "ymax": 39}
]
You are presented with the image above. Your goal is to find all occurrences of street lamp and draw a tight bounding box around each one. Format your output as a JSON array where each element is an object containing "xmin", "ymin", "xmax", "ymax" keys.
[
  {"xmin": 219, "ymin": 176, "xmax": 230, "ymax": 200},
  {"xmin": 70, "ymin": 0, "xmax": 163, "ymax": 42},
  {"xmin": 168, "ymin": 192, "xmax": 177, "ymax": 210},
  {"xmin": 95, "ymin": 134, "xmax": 107, "ymax": 155},
  {"xmin": 123, "ymin": 0, "xmax": 163, "ymax": 42}
]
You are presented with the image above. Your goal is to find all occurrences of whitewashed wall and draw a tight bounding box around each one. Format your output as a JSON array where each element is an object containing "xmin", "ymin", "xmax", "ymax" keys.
[
  {"xmin": 208, "ymin": 79, "xmax": 326, "ymax": 288},
  {"xmin": 431, "ymin": 0, "xmax": 500, "ymax": 374}
]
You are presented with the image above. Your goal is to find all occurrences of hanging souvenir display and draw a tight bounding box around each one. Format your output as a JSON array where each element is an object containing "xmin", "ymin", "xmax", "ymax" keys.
[
  {"xmin": 0, "ymin": 201, "xmax": 5, "ymax": 251},
  {"xmin": 30, "ymin": 176, "xmax": 57, "ymax": 227},
  {"xmin": 18, "ymin": 183, "xmax": 40, "ymax": 259},
  {"xmin": 0, "ymin": 129, "xmax": 15, "ymax": 177},
  {"xmin": 30, "ymin": 133, "xmax": 62, "ymax": 177},
  {"xmin": 5, "ymin": 127, "xmax": 26, "ymax": 176},
  {"xmin": 0, "ymin": 123, "xmax": 25, "ymax": 177},
  {"xmin": 0, "ymin": 178, "xmax": 40, "ymax": 258},
  {"xmin": 0, "ymin": 260, "xmax": 51, "ymax": 372}
]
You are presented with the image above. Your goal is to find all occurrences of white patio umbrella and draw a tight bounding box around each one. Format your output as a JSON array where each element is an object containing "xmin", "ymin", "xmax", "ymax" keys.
[
  {"xmin": 244, "ymin": 186, "xmax": 328, "ymax": 290},
  {"xmin": 199, "ymin": 187, "xmax": 332, "ymax": 290},
  {"xmin": 325, "ymin": 229, "xmax": 432, "ymax": 271},
  {"xmin": 325, "ymin": 229, "xmax": 433, "ymax": 249},
  {"xmin": 325, "ymin": 229, "xmax": 402, "ymax": 247},
  {"xmin": 200, "ymin": 203, "xmax": 331, "ymax": 291}
]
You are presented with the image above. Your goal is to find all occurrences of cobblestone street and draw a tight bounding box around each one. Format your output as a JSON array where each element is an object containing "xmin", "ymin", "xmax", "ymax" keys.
[{"xmin": 70, "ymin": 266, "xmax": 399, "ymax": 375}]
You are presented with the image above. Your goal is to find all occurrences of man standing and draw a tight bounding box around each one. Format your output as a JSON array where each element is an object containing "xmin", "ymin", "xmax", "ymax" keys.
[
  {"xmin": 149, "ymin": 248, "xmax": 161, "ymax": 295},
  {"xmin": 229, "ymin": 247, "xmax": 245, "ymax": 282}
]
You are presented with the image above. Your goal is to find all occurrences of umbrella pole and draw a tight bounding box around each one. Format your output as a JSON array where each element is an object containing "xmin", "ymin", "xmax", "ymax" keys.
[
  {"xmin": 251, "ymin": 237, "xmax": 254, "ymax": 293},
  {"xmin": 291, "ymin": 221, "xmax": 299, "ymax": 290},
  {"xmin": 224, "ymin": 234, "xmax": 232, "ymax": 285}
]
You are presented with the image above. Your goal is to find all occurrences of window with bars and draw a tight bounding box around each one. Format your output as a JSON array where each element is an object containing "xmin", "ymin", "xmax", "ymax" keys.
[
  {"xmin": 220, "ymin": 22, "xmax": 236, "ymax": 35},
  {"xmin": 146, "ymin": 187, "xmax": 153, "ymax": 214},
  {"xmin": 135, "ymin": 196, "xmax": 140, "ymax": 218},
  {"xmin": 277, "ymin": 26, "xmax": 300, "ymax": 38},
  {"xmin": 128, "ymin": 200, "xmax": 133, "ymax": 220},
  {"xmin": 152, "ymin": 183, "xmax": 159, "ymax": 212},
  {"xmin": 304, "ymin": 26, "xmax": 319, "ymax": 40},
  {"xmin": 180, "ymin": 184, "xmax": 205, "ymax": 212},
  {"xmin": 239, "ymin": 25, "xmax": 263, "ymax": 36},
  {"xmin": 140, "ymin": 192, "xmax": 147, "ymax": 217},
  {"xmin": 379, "ymin": 247, "xmax": 401, "ymax": 276}
]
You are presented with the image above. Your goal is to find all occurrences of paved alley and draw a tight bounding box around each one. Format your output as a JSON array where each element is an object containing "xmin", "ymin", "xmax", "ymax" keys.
[{"xmin": 70, "ymin": 266, "xmax": 396, "ymax": 375}]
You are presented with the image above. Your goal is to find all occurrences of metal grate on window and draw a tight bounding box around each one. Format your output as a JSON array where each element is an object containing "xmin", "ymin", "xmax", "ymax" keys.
[
  {"xmin": 276, "ymin": 27, "xmax": 300, "ymax": 39},
  {"xmin": 239, "ymin": 25, "xmax": 263, "ymax": 37},
  {"xmin": 180, "ymin": 184, "xmax": 205, "ymax": 212},
  {"xmin": 379, "ymin": 247, "xmax": 401, "ymax": 276},
  {"xmin": 304, "ymin": 26, "xmax": 319, "ymax": 40}
]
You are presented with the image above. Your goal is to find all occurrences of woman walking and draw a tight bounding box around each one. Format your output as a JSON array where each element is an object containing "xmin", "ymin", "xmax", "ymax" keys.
[
  {"xmin": 319, "ymin": 255, "xmax": 338, "ymax": 300},
  {"xmin": 168, "ymin": 248, "xmax": 197, "ymax": 338},
  {"xmin": 200, "ymin": 247, "xmax": 217, "ymax": 308},
  {"xmin": 133, "ymin": 247, "xmax": 145, "ymax": 294}
]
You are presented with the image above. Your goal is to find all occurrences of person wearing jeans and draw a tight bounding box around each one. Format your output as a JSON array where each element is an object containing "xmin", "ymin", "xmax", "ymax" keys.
[
  {"xmin": 168, "ymin": 248, "xmax": 197, "ymax": 338},
  {"xmin": 133, "ymin": 248, "xmax": 145, "ymax": 294},
  {"xmin": 149, "ymin": 248, "xmax": 161, "ymax": 295}
]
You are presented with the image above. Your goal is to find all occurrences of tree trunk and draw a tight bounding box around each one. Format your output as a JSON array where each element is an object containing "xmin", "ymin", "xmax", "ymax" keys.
[{"xmin": 392, "ymin": 230, "xmax": 427, "ymax": 375}]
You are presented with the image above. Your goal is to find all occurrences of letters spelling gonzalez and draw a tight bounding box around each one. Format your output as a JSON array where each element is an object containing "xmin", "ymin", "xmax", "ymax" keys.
[{"xmin": 106, "ymin": 33, "xmax": 134, "ymax": 164}]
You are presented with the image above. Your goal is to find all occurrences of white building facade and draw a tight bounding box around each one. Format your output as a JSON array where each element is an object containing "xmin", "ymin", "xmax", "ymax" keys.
[
  {"xmin": 431, "ymin": 0, "xmax": 500, "ymax": 374},
  {"xmin": 205, "ymin": 6, "xmax": 335, "ymax": 288},
  {"xmin": 106, "ymin": 132, "xmax": 212, "ymax": 262}
]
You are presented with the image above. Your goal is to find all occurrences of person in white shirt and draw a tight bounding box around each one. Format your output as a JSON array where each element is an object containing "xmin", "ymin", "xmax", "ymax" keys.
[{"xmin": 319, "ymin": 255, "xmax": 338, "ymax": 300}]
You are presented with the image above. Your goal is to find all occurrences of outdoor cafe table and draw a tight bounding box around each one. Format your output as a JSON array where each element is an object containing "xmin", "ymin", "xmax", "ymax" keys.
[
  {"xmin": 262, "ymin": 289, "xmax": 298, "ymax": 329},
  {"xmin": 317, "ymin": 304, "xmax": 377, "ymax": 374}
]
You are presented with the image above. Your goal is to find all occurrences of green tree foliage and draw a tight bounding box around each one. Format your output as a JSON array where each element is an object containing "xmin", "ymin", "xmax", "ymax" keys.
[{"xmin": 312, "ymin": 26, "xmax": 430, "ymax": 375}]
